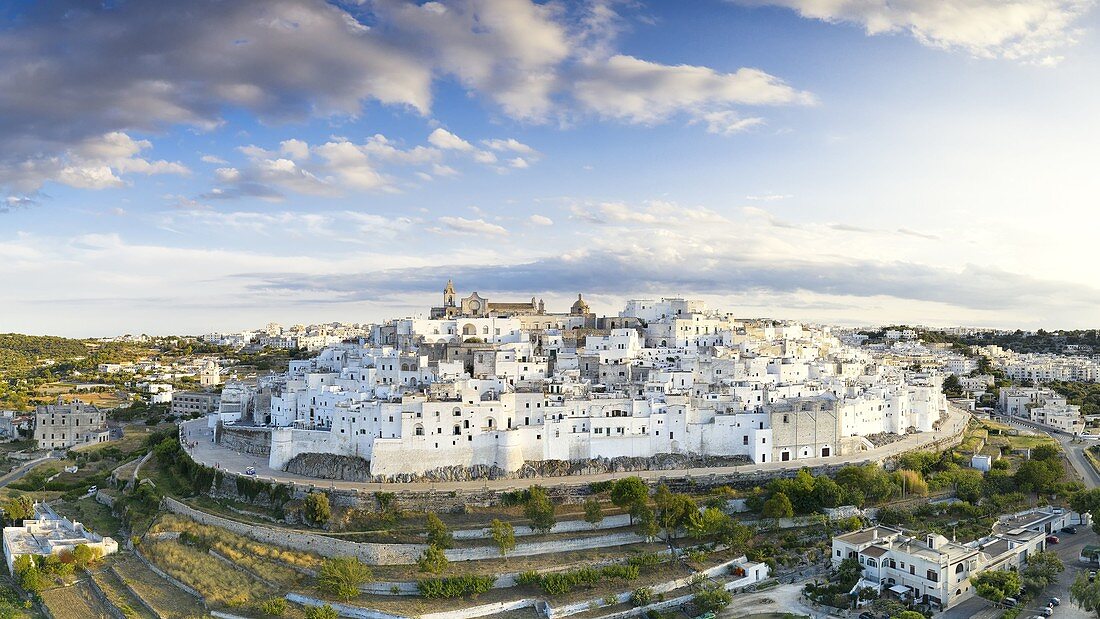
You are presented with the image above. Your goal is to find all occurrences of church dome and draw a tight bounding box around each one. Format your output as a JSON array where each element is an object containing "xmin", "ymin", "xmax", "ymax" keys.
[{"xmin": 570, "ymin": 293, "xmax": 590, "ymax": 315}]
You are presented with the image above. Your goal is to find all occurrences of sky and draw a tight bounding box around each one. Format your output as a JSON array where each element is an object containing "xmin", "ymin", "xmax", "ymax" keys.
[{"xmin": 2, "ymin": 0, "xmax": 1100, "ymax": 337}]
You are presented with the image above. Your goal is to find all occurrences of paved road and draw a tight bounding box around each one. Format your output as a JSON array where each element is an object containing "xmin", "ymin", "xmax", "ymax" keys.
[
  {"xmin": 998, "ymin": 415, "xmax": 1100, "ymax": 488},
  {"xmin": 0, "ymin": 453, "xmax": 58, "ymax": 489},
  {"xmin": 179, "ymin": 404, "xmax": 969, "ymax": 492}
]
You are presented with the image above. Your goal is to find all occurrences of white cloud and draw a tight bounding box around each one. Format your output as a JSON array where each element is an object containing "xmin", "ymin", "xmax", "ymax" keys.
[
  {"xmin": 696, "ymin": 110, "xmax": 766, "ymax": 135},
  {"xmin": 573, "ymin": 55, "xmax": 814, "ymax": 127},
  {"xmin": 508, "ymin": 157, "xmax": 530, "ymax": 169},
  {"xmin": 528, "ymin": 214, "xmax": 553, "ymax": 226},
  {"xmin": 571, "ymin": 200, "xmax": 726, "ymax": 226},
  {"xmin": 0, "ymin": 131, "xmax": 189, "ymax": 191},
  {"xmin": 200, "ymin": 154, "xmax": 228, "ymax": 164},
  {"xmin": 432, "ymin": 163, "xmax": 460, "ymax": 177},
  {"xmin": 482, "ymin": 138, "xmax": 538, "ymax": 156},
  {"xmin": 473, "ymin": 150, "xmax": 498, "ymax": 164},
  {"xmin": 428, "ymin": 128, "xmax": 474, "ymax": 151},
  {"xmin": 280, "ymin": 139, "xmax": 311, "ymax": 161},
  {"xmin": 433, "ymin": 216, "xmax": 508, "ymax": 236},
  {"xmin": 730, "ymin": 0, "xmax": 1094, "ymax": 61}
]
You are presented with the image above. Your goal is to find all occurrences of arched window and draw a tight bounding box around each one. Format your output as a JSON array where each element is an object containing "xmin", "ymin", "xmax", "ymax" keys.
[
  {"xmin": 463, "ymin": 324, "xmax": 476, "ymax": 336},
  {"xmin": 453, "ymin": 425, "xmax": 461, "ymax": 435},
  {"xmin": 414, "ymin": 424, "xmax": 424, "ymax": 436},
  {"xmin": 401, "ymin": 363, "xmax": 409, "ymax": 371},
  {"xmin": 955, "ymin": 564, "xmax": 964, "ymax": 574}
]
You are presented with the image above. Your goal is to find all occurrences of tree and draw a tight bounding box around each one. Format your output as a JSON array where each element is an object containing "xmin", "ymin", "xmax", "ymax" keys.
[
  {"xmin": 3, "ymin": 495, "xmax": 33, "ymax": 524},
  {"xmin": 834, "ymin": 557, "xmax": 864, "ymax": 590},
  {"xmin": 894, "ymin": 470, "xmax": 928, "ymax": 497},
  {"xmin": 971, "ymin": 569, "xmax": 1021, "ymax": 602},
  {"xmin": 425, "ymin": 513, "xmax": 454, "ymax": 549},
  {"xmin": 489, "ymin": 519, "xmax": 516, "ymax": 556},
  {"xmin": 304, "ymin": 605, "xmax": 339, "ymax": 619},
  {"xmin": 762, "ymin": 492, "xmax": 794, "ymax": 520},
  {"xmin": 692, "ymin": 581, "xmax": 732, "ymax": 613},
  {"xmin": 653, "ymin": 485, "xmax": 696, "ymax": 539},
  {"xmin": 523, "ymin": 486, "xmax": 556, "ymax": 533},
  {"xmin": 12, "ymin": 555, "xmax": 43, "ymax": 593},
  {"xmin": 303, "ymin": 492, "xmax": 331, "ymax": 527},
  {"xmin": 583, "ymin": 497, "xmax": 604, "ymax": 528},
  {"xmin": 610, "ymin": 477, "xmax": 648, "ymax": 523},
  {"xmin": 891, "ymin": 612, "xmax": 925, "ymax": 619},
  {"xmin": 636, "ymin": 505, "xmax": 660, "ymax": 540},
  {"xmin": 1021, "ymin": 551, "xmax": 1064, "ymax": 592},
  {"xmin": 943, "ymin": 374, "xmax": 962, "ymax": 395},
  {"xmin": 687, "ymin": 506, "xmax": 729, "ymax": 540},
  {"xmin": 417, "ymin": 545, "xmax": 449, "ymax": 574},
  {"xmin": 72, "ymin": 543, "xmax": 102, "ymax": 569},
  {"xmin": 1071, "ymin": 572, "xmax": 1100, "ymax": 617},
  {"xmin": 318, "ymin": 556, "xmax": 372, "ymax": 601},
  {"xmin": 1014, "ymin": 459, "xmax": 1061, "ymax": 494}
]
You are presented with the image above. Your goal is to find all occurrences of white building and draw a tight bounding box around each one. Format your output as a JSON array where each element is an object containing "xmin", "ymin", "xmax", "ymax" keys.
[
  {"xmin": 2, "ymin": 505, "xmax": 118, "ymax": 573},
  {"xmin": 256, "ymin": 290, "xmax": 951, "ymax": 478}
]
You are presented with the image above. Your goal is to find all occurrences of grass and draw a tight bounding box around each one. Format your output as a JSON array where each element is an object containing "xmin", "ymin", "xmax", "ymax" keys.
[
  {"xmin": 40, "ymin": 581, "xmax": 113, "ymax": 619},
  {"xmin": 111, "ymin": 554, "xmax": 209, "ymax": 619},
  {"xmin": 91, "ymin": 569, "xmax": 157, "ymax": 619},
  {"xmin": 55, "ymin": 496, "xmax": 122, "ymax": 537},
  {"xmin": 0, "ymin": 577, "xmax": 41, "ymax": 619},
  {"xmin": 142, "ymin": 539, "xmax": 277, "ymax": 609},
  {"xmin": 149, "ymin": 513, "xmax": 324, "ymax": 574}
]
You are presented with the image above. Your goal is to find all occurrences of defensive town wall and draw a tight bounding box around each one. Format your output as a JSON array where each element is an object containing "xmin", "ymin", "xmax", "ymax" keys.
[{"xmin": 192, "ymin": 408, "xmax": 968, "ymax": 513}]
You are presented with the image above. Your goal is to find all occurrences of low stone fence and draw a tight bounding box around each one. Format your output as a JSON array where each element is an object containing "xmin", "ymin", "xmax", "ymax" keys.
[
  {"xmin": 163, "ymin": 496, "xmax": 644, "ymax": 566},
  {"xmin": 132, "ymin": 545, "xmax": 206, "ymax": 605},
  {"xmin": 84, "ymin": 576, "xmax": 128, "ymax": 619},
  {"xmin": 452, "ymin": 514, "xmax": 633, "ymax": 540},
  {"xmin": 286, "ymin": 593, "xmax": 406, "ymax": 619}
]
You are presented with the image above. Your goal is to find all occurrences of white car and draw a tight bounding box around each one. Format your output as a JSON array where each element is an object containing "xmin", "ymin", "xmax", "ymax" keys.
[
  {"xmin": 244, "ymin": 467, "xmax": 256, "ymax": 476},
  {"xmin": 87, "ymin": 485, "xmax": 97, "ymax": 494}
]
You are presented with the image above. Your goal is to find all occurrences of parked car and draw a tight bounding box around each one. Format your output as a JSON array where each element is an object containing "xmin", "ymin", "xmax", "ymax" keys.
[
  {"xmin": 1040, "ymin": 607, "xmax": 1053, "ymax": 617},
  {"xmin": 244, "ymin": 466, "xmax": 256, "ymax": 476},
  {"xmin": 1049, "ymin": 597, "xmax": 1061, "ymax": 607},
  {"xmin": 87, "ymin": 485, "xmax": 97, "ymax": 494},
  {"xmin": 858, "ymin": 613, "xmax": 876, "ymax": 619},
  {"xmin": 1003, "ymin": 597, "xmax": 1018, "ymax": 607},
  {"xmin": 1063, "ymin": 526, "xmax": 1078, "ymax": 534},
  {"xmin": 1047, "ymin": 535, "xmax": 1060, "ymax": 544},
  {"xmin": 1089, "ymin": 570, "xmax": 1096, "ymax": 582}
]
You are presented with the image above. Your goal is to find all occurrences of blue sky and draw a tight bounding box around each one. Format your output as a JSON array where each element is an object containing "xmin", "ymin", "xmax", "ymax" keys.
[{"xmin": 3, "ymin": 0, "xmax": 1100, "ymax": 336}]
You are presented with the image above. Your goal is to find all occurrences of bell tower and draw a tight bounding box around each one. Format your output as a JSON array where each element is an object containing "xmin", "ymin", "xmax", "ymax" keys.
[{"xmin": 443, "ymin": 279, "xmax": 456, "ymax": 307}]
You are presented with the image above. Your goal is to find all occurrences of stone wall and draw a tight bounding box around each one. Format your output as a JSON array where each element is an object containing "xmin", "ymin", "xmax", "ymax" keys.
[
  {"xmin": 161, "ymin": 496, "xmax": 423, "ymax": 565},
  {"xmin": 216, "ymin": 426, "xmax": 271, "ymax": 456},
  {"xmin": 285, "ymin": 453, "xmax": 371, "ymax": 481}
]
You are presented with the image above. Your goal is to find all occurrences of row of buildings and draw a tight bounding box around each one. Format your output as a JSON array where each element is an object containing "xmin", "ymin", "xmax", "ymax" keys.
[
  {"xmin": 209, "ymin": 283, "xmax": 951, "ymax": 478},
  {"xmin": 833, "ymin": 506, "xmax": 1079, "ymax": 610}
]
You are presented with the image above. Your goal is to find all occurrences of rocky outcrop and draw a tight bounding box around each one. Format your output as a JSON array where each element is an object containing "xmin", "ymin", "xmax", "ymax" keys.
[
  {"xmin": 363, "ymin": 453, "xmax": 751, "ymax": 483},
  {"xmin": 217, "ymin": 426, "xmax": 271, "ymax": 455},
  {"xmin": 284, "ymin": 453, "xmax": 371, "ymax": 481}
]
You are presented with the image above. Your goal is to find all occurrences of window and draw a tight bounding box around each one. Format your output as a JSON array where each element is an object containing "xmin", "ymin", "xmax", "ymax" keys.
[
  {"xmin": 743, "ymin": 435, "xmax": 749, "ymax": 445},
  {"xmin": 926, "ymin": 570, "xmax": 938, "ymax": 582}
]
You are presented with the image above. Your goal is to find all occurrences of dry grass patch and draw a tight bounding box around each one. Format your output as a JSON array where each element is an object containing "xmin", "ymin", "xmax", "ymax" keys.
[
  {"xmin": 91, "ymin": 568, "xmax": 157, "ymax": 619},
  {"xmin": 149, "ymin": 513, "xmax": 322, "ymax": 582},
  {"xmin": 111, "ymin": 555, "xmax": 209, "ymax": 619},
  {"xmin": 143, "ymin": 539, "xmax": 276, "ymax": 609},
  {"xmin": 40, "ymin": 581, "xmax": 113, "ymax": 619}
]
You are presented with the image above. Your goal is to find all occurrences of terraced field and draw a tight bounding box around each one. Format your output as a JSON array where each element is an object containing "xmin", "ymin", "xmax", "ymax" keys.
[
  {"xmin": 111, "ymin": 555, "xmax": 209, "ymax": 619},
  {"xmin": 40, "ymin": 581, "xmax": 112, "ymax": 619},
  {"xmin": 91, "ymin": 568, "xmax": 157, "ymax": 619}
]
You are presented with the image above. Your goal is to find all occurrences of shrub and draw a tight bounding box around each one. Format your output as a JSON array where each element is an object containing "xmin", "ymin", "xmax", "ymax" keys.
[
  {"xmin": 489, "ymin": 519, "xmax": 516, "ymax": 556},
  {"xmin": 417, "ymin": 545, "xmax": 449, "ymax": 574},
  {"xmin": 259, "ymin": 598, "xmax": 287, "ymax": 616},
  {"xmin": 425, "ymin": 513, "xmax": 453, "ymax": 549},
  {"xmin": 630, "ymin": 587, "xmax": 654, "ymax": 607},
  {"xmin": 317, "ymin": 556, "xmax": 372, "ymax": 601},
  {"xmin": 515, "ymin": 571, "xmax": 541, "ymax": 586},
  {"xmin": 416, "ymin": 575, "xmax": 496, "ymax": 599},
  {"xmin": 583, "ymin": 497, "xmax": 604, "ymax": 528},
  {"xmin": 693, "ymin": 582, "xmax": 732, "ymax": 612},
  {"xmin": 304, "ymin": 605, "xmax": 338, "ymax": 619},
  {"xmin": 303, "ymin": 492, "xmax": 331, "ymax": 527}
]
